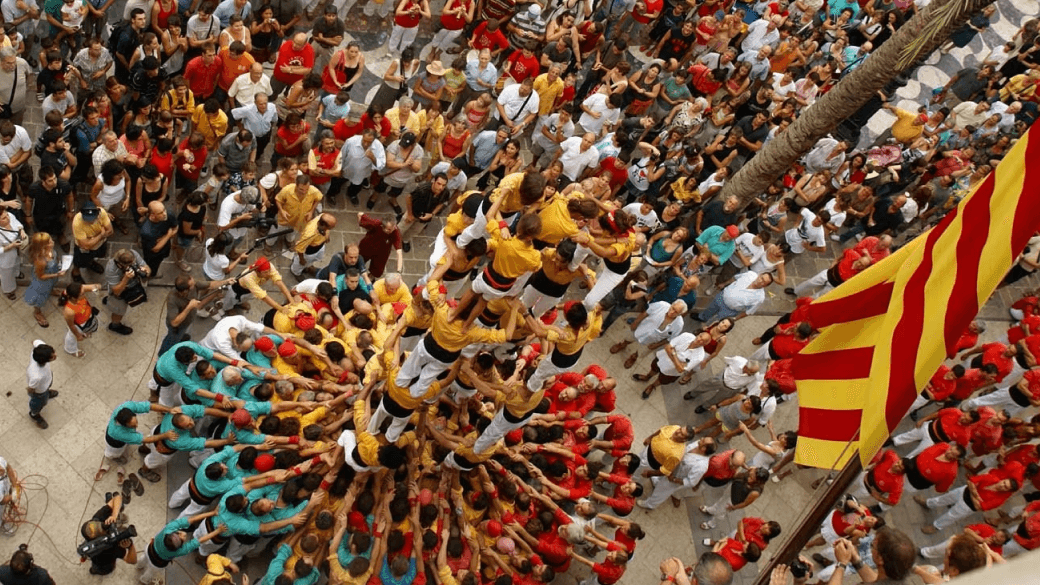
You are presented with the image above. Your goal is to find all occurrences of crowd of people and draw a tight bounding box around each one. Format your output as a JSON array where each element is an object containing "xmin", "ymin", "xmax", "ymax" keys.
[{"xmin": 0, "ymin": 0, "xmax": 1036, "ymax": 582}]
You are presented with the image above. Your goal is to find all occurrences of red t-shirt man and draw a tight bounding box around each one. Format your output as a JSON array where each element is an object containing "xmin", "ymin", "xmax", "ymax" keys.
[
  {"xmin": 273, "ymin": 38, "xmax": 315, "ymax": 86},
  {"xmin": 910, "ymin": 442, "xmax": 960, "ymax": 493},
  {"xmin": 183, "ymin": 53, "xmax": 223, "ymax": 100},
  {"xmin": 865, "ymin": 448, "xmax": 904, "ymax": 506},
  {"xmin": 504, "ymin": 48, "xmax": 540, "ymax": 83},
  {"xmin": 470, "ymin": 20, "xmax": 510, "ymax": 54}
]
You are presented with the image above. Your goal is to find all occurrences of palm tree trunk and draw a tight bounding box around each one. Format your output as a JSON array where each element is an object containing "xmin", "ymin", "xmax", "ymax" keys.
[{"xmin": 720, "ymin": 0, "xmax": 997, "ymax": 206}]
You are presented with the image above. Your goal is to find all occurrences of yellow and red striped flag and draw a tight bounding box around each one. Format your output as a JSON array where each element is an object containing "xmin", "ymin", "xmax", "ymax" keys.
[{"xmin": 792, "ymin": 124, "xmax": 1040, "ymax": 469}]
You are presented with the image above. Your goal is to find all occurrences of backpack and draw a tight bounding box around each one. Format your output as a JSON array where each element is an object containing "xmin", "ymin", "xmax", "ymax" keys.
[{"xmin": 107, "ymin": 20, "xmax": 134, "ymax": 55}]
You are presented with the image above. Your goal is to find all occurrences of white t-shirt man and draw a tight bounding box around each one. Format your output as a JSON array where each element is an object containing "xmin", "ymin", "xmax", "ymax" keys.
[
  {"xmin": 26, "ymin": 339, "xmax": 52, "ymax": 395},
  {"xmin": 729, "ymin": 233, "xmax": 765, "ymax": 268},
  {"xmin": 0, "ymin": 456, "xmax": 11, "ymax": 503},
  {"xmin": 656, "ymin": 332, "xmax": 706, "ymax": 377},
  {"xmin": 199, "ymin": 315, "xmax": 266, "ymax": 361},
  {"xmin": 556, "ymin": 136, "xmax": 600, "ymax": 181},
  {"xmin": 429, "ymin": 162, "xmax": 468, "ymax": 194},
  {"xmin": 622, "ymin": 202, "xmax": 660, "ymax": 231},
  {"xmin": 785, "ymin": 207, "xmax": 825, "ymax": 254},
  {"xmin": 0, "ymin": 124, "xmax": 32, "ymax": 166},
  {"xmin": 495, "ymin": 83, "xmax": 541, "ymax": 123},
  {"xmin": 533, "ymin": 112, "xmax": 575, "ymax": 151},
  {"xmin": 217, "ymin": 191, "xmax": 254, "ymax": 239},
  {"xmin": 578, "ymin": 93, "xmax": 620, "ymax": 135},
  {"xmin": 823, "ymin": 198, "xmax": 847, "ymax": 229}
]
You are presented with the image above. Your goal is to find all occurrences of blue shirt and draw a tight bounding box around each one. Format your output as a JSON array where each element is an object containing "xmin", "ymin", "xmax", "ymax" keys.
[
  {"xmin": 213, "ymin": 0, "xmax": 251, "ymax": 27},
  {"xmin": 194, "ymin": 447, "xmax": 244, "ymax": 496},
  {"xmin": 471, "ymin": 130, "xmax": 503, "ymax": 168},
  {"xmin": 159, "ymin": 404, "xmax": 208, "ymax": 451},
  {"xmin": 464, "ymin": 60, "xmax": 498, "ymax": 91},
  {"xmin": 696, "ymin": 225, "xmax": 736, "ymax": 264},
  {"xmin": 232, "ymin": 104, "xmax": 277, "ymax": 138},
  {"xmin": 157, "ymin": 342, "xmax": 216, "ymax": 399},
  {"xmin": 380, "ymin": 557, "xmax": 417, "ymax": 585},
  {"xmin": 106, "ymin": 400, "xmax": 152, "ymax": 445},
  {"xmin": 653, "ymin": 275, "xmax": 698, "ymax": 308},
  {"xmin": 153, "ymin": 518, "xmax": 201, "ymax": 560}
]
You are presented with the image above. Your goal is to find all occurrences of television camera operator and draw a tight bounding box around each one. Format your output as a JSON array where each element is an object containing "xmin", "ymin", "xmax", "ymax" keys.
[
  {"xmin": 0, "ymin": 544, "xmax": 55, "ymax": 585},
  {"xmin": 79, "ymin": 493, "xmax": 137, "ymax": 575}
]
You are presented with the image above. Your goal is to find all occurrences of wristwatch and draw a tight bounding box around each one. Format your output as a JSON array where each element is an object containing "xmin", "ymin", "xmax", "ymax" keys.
[{"xmin": 835, "ymin": 562, "xmax": 849, "ymax": 571}]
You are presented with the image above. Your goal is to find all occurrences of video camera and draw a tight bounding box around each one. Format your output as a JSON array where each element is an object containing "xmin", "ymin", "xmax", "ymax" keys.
[{"xmin": 77, "ymin": 493, "xmax": 137, "ymax": 561}]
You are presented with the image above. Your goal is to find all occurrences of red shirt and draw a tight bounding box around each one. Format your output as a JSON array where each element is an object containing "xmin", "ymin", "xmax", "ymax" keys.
[
  {"xmin": 979, "ymin": 342, "xmax": 1014, "ymax": 381},
  {"xmin": 968, "ymin": 462, "xmax": 1023, "ymax": 511},
  {"xmin": 440, "ymin": 0, "xmax": 471, "ymax": 29},
  {"xmin": 718, "ymin": 538, "xmax": 749, "ymax": 571},
  {"xmin": 632, "ymin": 0, "xmax": 661, "ymax": 23},
  {"xmin": 705, "ymin": 450, "xmax": 738, "ymax": 481},
  {"xmin": 150, "ymin": 148, "xmax": 174, "ymax": 180},
  {"xmin": 968, "ymin": 523, "xmax": 1003, "ymax": 554},
  {"xmin": 1008, "ymin": 315, "xmax": 1040, "ymax": 344},
  {"xmin": 614, "ymin": 528, "xmax": 636, "ymax": 554},
  {"xmin": 176, "ymin": 138, "xmax": 207, "ymax": 181},
  {"xmin": 688, "ymin": 63, "xmax": 722, "ymax": 96},
  {"xmin": 836, "ymin": 248, "xmax": 867, "ymax": 281},
  {"xmin": 765, "ymin": 358, "xmax": 797, "ymax": 395},
  {"xmin": 866, "ymin": 448, "xmax": 904, "ymax": 505},
  {"xmin": 576, "ymin": 21, "xmax": 602, "ymax": 54},
  {"xmin": 218, "ymin": 50, "xmax": 254, "ymax": 91},
  {"xmin": 604, "ymin": 458, "xmax": 633, "ymax": 486},
  {"xmin": 951, "ymin": 367, "xmax": 991, "ymax": 401},
  {"xmin": 770, "ymin": 323, "xmax": 811, "ymax": 359},
  {"xmin": 273, "ymin": 40, "xmax": 315, "ymax": 85},
  {"xmin": 1012, "ymin": 296, "xmax": 1039, "ymax": 317},
  {"xmin": 789, "ymin": 297, "xmax": 814, "ymax": 324},
  {"xmin": 183, "ymin": 55, "xmax": 223, "ymax": 99},
  {"xmin": 926, "ymin": 365, "xmax": 958, "ymax": 401},
  {"xmin": 275, "ymin": 122, "xmax": 311, "ymax": 156},
  {"xmin": 308, "ymin": 147, "xmax": 340, "ymax": 185},
  {"xmin": 953, "ymin": 330, "xmax": 979, "ymax": 354},
  {"xmin": 914, "ymin": 443, "xmax": 959, "ymax": 492},
  {"xmin": 394, "ymin": 0, "xmax": 423, "ymax": 26},
  {"xmin": 604, "ymin": 483, "xmax": 635, "ymax": 516},
  {"xmin": 535, "ymin": 532, "xmax": 571, "ymax": 569},
  {"xmin": 597, "ymin": 156, "xmax": 629, "ymax": 192},
  {"xmin": 853, "ymin": 235, "xmax": 891, "ymax": 263},
  {"xmin": 592, "ymin": 559, "xmax": 626, "ymax": 585},
  {"xmin": 740, "ymin": 516, "xmax": 767, "ymax": 550},
  {"xmin": 505, "ymin": 50, "xmax": 539, "ymax": 83},
  {"xmin": 933, "ymin": 407, "xmax": 973, "ymax": 447},
  {"xmin": 602, "ymin": 414, "xmax": 634, "ymax": 456},
  {"xmin": 471, "ymin": 21, "xmax": 510, "ymax": 53},
  {"xmin": 969, "ymin": 407, "xmax": 1005, "ymax": 456},
  {"xmin": 830, "ymin": 508, "xmax": 871, "ymax": 538},
  {"xmin": 1013, "ymin": 501, "xmax": 1040, "ymax": 550}
]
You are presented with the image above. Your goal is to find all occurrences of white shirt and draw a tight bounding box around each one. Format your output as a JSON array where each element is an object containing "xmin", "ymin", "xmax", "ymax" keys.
[
  {"xmin": 0, "ymin": 125, "xmax": 32, "ymax": 165},
  {"xmin": 557, "ymin": 136, "xmax": 599, "ymax": 181},
  {"xmin": 217, "ymin": 193, "xmax": 254, "ymax": 239},
  {"xmin": 634, "ymin": 301, "xmax": 685, "ymax": 345},
  {"xmin": 749, "ymin": 252, "xmax": 782, "ymax": 276},
  {"xmin": 750, "ymin": 438, "xmax": 783, "ymax": 469},
  {"xmin": 656, "ymin": 332, "xmax": 706, "ymax": 377},
  {"xmin": 228, "ymin": 72, "xmax": 273, "ymax": 107},
  {"xmin": 623, "ymin": 203, "xmax": 660, "ymax": 231},
  {"xmin": 900, "ymin": 197, "xmax": 919, "ymax": 223},
  {"xmin": 202, "ymin": 238, "xmax": 230, "ymax": 280},
  {"xmin": 578, "ymin": 93, "xmax": 619, "ymax": 135},
  {"xmin": 823, "ymin": 199, "xmax": 847, "ymax": 229},
  {"xmin": 674, "ymin": 440, "xmax": 710, "ymax": 487},
  {"xmin": 429, "ymin": 162, "xmax": 468, "ymax": 193},
  {"xmin": 199, "ymin": 315, "xmax": 265, "ymax": 361},
  {"xmin": 721, "ymin": 356, "xmax": 763, "ymax": 393},
  {"xmin": 785, "ymin": 208, "xmax": 824, "ymax": 254},
  {"xmin": 729, "ymin": 233, "xmax": 764, "ymax": 268},
  {"xmin": 756, "ymin": 394, "xmax": 777, "ymax": 426},
  {"xmin": 495, "ymin": 84, "xmax": 540, "ymax": 123},
  {"xmin": 0, "ymin": 456, "xmax": 10, "ymax": 500},
  {"xmin": 0, "ymin": 215, "xmax": 22, "ymax": 269},
  {"xmin": 803, "ymin": 137, "xmax": 845, "ymax": 175},
  {"xmin": 340, "ymin": 135, "xmax": 386, "ymax": 185},
  {"xmin": 533, "ymin": 113, "xmax": 574, "ymax": 150},
  {"xmin": 741, "ymin": 19, "xmax": 779, "ymax": 53},
  {"xmin": 26, "ymin": 339, "xmax": 52, "ymax": 394},
  {"xmin": 722, "ymin": 271, "xmax": 766, "ymax": 315}
]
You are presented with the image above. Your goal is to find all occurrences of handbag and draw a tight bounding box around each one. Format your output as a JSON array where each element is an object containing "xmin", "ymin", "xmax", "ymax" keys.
[
  {"xmin": 80, "ymin": 307, "xmax": 100, "ymax": 334},
  {"xmin": 0, "ymin": 65, "xmax": 18, "ymax": 119},
  {"xmin": 117, "ymin": 277, "xmax": 148, "ymax": 307}
]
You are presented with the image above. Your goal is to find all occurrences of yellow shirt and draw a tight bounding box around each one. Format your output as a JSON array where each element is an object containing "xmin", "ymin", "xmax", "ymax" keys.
[
  {"xmin": 294, "ymin": 215, "xmax": 333, "ymax": 254},
  {"xmin": 535, "ymin": 196, "xmax": 580, "ymax": 245},
  {"xmin": 72, "ymin": 209, "xmax": 112, "ymax": 250},
  {"xmin": 533, "ymin": 73, "xmax": 564, "ymax": 117},
  {"xmin": 239, "ymin": 267, "xmax": 283, "ymax": 301},
  {"xmin": 328, "ymin": 554, "xmax": 374, "ymax": 585},
  {"xmin": 191, "ymin": 106, "xmax": 228, "ymax": 150},
  {"xmin": 382, "ymin": 350, "xmax": 442, "ymax": 409},
  {"xmin": 197, "ymin": 554, "xmax": 233, "ymax": 585},
  {"xmin": 272, "ymin": 301, "xmax": 318, "ymax": 334},
  {"xmin": 650, "ymin": 425, "xmax": 687, "ymax": 475},
  {"xmin": 495, "ymin": 384, "xmax": 547, "ymax": 419},
  {"xmin": 891, "ymin": 108, "xmax": 923, "ymax": 144},
  {"xmin": 385, "ymin": 107, "xmax": 420, "ymax": 136},
  {"xmin": 485, "ymin": 221, "xmax": 542, "ymax": 279},
  {"xmin": 427, "ymin": 279, "xmax": 508, "ymax": 351},
  {"xmin": 372, "ymin": 278, "xmax": 413, "ymax": 306},
  {"xmin": 444, "ymin": 205, "xmax": 470, "ymax": 238},
  {"xmin": 276, "ymin": 184, "xmax": 324, "ymax": 232},
  {"xmin": 491, "ymin": 172, "xmax": 539, "ymax": 214},
  {"xmin": 160, "ymin": 88, "xmax": 195, "ymax": 116},
  {"xmin": 539, "ymin": 247, "xmax": 585, "ymax": 285},
  {"xmin": 548, "ymin": 309, "xmax": 602, "ymax": 355}
]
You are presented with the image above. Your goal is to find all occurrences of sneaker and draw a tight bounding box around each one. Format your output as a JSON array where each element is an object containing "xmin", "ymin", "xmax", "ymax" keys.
[
  {"xmin": 108, "ymin": 322, "xmax": 133, "ymax": 335},
  {"xmin": 349, "ymin": 194, "xmax": 360, "ymax": 205},
  {"xmin": 784, "ymin": 287, "xmax": 796, "ymax": 296},
  {"xmin": 30, "ymin": 414, "xmax": 48, "ymax": 429},
  {"xmin": 830, "ymin": 234, "xmax": 841, "ymax": 241}
]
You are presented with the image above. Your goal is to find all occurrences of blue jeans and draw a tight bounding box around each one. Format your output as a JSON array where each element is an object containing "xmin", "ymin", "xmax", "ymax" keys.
[
  {"xmin": 698, "ymin": 293, "xmax": 741, "ymax": 323},
  {"xmin": 838, "ymin": 222, "xmax": 866, "ymax": 243},
  {"xmin": 159, "ymin": 324, "xmax": 191, "ymax": 357},
  {"xmin": 29, "ymin": 390, "xmax": 50, "ymax": 416}
]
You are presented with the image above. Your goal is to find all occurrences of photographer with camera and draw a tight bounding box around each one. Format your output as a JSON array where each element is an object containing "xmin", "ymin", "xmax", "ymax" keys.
[
  {"xmin": 0, "ymin": 544, "xmax": 55, "ymax": 585},
  {"xmin": 217, "ymin": 186, "xmax": 264, "ymax": 252},
  {"xmin": 104, "ymin": 249, "xmax": 150, "ymax": 336},
  {"xmin": 80, "ymin": 493, "xmax": 138, "ymax": 576}
]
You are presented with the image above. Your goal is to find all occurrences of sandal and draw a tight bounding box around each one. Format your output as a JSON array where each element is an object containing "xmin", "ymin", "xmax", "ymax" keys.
[
  {"xmin": 4, "ymin": 292, "xmax": 14, "ymax": 300},
  {"xmin": 115, "ymin": 466, "xmax": 126, "ymax": 485},
  {"xmin": 69, "ymin": 350, "xmax": 85, "ymax": 358},
  {"xmin": 632, "ymin": 373, "xmax": 650, "ymax": 382},
  {"xmin": 128, "ymin": 473, "xmax": 144, "ymax": 496},
  {"xmin": 700, "ymin": 522, "xmax": 714, "ymax": 530},
  {"xmin": 138, "ymin": 467, "xmax": 162, "ymax": 483},
  {"xmin": 699, "ymin": 505, "xmax": 710, "ymax": 515},
  {"xmin": 94, "ymin": 465, "xmax": 110, "ymax": 482},
  {"xmin": 624, "ymin": 353, "xmax": 638, "ymax": 369},
  {"xmin": 33, "ymin": 312, "xmax": 49, "ymax": 328}
]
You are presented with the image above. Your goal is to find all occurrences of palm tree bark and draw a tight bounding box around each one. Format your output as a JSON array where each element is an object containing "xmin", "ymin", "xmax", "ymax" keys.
[{"xmin": 720, "ymin": 0, "xmax": 997, "ymax": 206}]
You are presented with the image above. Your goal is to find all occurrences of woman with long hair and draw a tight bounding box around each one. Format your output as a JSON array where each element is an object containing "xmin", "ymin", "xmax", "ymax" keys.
[
  {"xmin": 23, "ymin": 233, "xmax": 65, "ymax": 328},
  {"xmin": 60, "ymin": 282, "xmax": 102, "ymax": 358},
  {"xmin": 0, "ymin": 206, "xmax": 26, "ymax": 299}
]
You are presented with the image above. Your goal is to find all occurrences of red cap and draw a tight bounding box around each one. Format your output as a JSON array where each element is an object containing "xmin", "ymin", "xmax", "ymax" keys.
[
  {"xmin": 295, "ymin": 314, "xmax": 316, "ymax": 331},
  {"xmin": 254, "ymin": 336, "xmax": 275, "ymax": 353},
  {"xmin": 253, "ymin": 256, "xmax": 271, "ymax": 272},
  {"xmin": 487, "ymin": 519, "xmax": 503, "ymax": 537},
  {"xmin": 230, "ymin": 408, "xmax": 252, "ymax": 428},
  {"xmin": 391, "ymin": 302, "xmax": 407, "ymax": 316},
  {"xmin": 540, "ymin": 309, "xmax": 557, "ymax": 325},
  {"xmin": 725, "ymin": 225, "xmax": 739, "ymax": 238},
  {"xmin": 254, "ymin": 453, "xmax": 275, "ymax": 472},
  {"xmin": 278, "ymin": 340, "xmax": 297, "ymax": 357}
]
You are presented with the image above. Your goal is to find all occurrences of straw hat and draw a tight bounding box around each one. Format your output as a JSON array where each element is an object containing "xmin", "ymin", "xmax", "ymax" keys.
[{"xmin": 426, "ymin": 60, "xmax": 446, "ymax": 76}]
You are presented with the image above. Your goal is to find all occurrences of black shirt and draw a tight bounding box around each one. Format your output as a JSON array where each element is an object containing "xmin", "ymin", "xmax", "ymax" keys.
[
  {"xmin": 734, "ymin": 115, "xmax": 769, "ymax": 159},
  {"xmin": 0, "ymin": 565, "xmax": 54, "ymax": 585},
  {"xmin": 26, "ymin": 180, "xmax": 72, "ymax": 221},
  {"xmin": 311, "ymin": 17, "xmax": 345, "ymax": 46},
  {"xmin": 86, "ymin": 504, "xmax": 130, "ymax": 575},
  {"xmin": 140, "ymin": 216, "xmax": 177, "ymax": 257},
  {"xmin": 864, "ymin": 198, "xmax": 904, "ymax": 236},
  {"xmin": 699, "ymin": 199, "xmax": 739, "ymax": 232},
  {"xmin": 337, "ymin": 283, "xmax": 369, "ymax": 312},
  {"xmin": 408, "ymin": 184, "xmax": 446, "ymax": 220},
  {"xmin": 659, "ymin": 26, "xmax": 696, "ymax": 61},
  {"xmin": 542, "ymin": 43, "xmax": 573, "ymax": 66},
  {"xmin": 178, "ymin": 205, "xmax": 206, "ymax": 238},
  {"xmin": 37, "ymin": 150, "xmax": 68, "ymax": 176}
]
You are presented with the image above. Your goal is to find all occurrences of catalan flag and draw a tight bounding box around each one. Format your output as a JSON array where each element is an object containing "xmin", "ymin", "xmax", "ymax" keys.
[{"xmin": 792, "ymin": 124, "xmax": 1040, "ymax": 469}]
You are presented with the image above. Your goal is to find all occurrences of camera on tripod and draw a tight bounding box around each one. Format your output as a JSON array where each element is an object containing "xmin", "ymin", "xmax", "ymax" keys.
[{"xmin": 247, "ymin": 214, "xmax": 276, "ymax": 230}]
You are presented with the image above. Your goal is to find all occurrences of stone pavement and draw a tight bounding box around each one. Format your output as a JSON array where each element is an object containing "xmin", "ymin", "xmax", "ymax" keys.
[{"xmin": 0, "ymin": 0, "xmax": 1038, "ymax": 584}]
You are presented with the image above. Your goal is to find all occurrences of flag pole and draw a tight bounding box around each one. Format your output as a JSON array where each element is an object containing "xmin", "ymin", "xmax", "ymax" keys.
[{"xmin": 750, "ymin": 444, "xmax": 863, "ymax": 585}]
